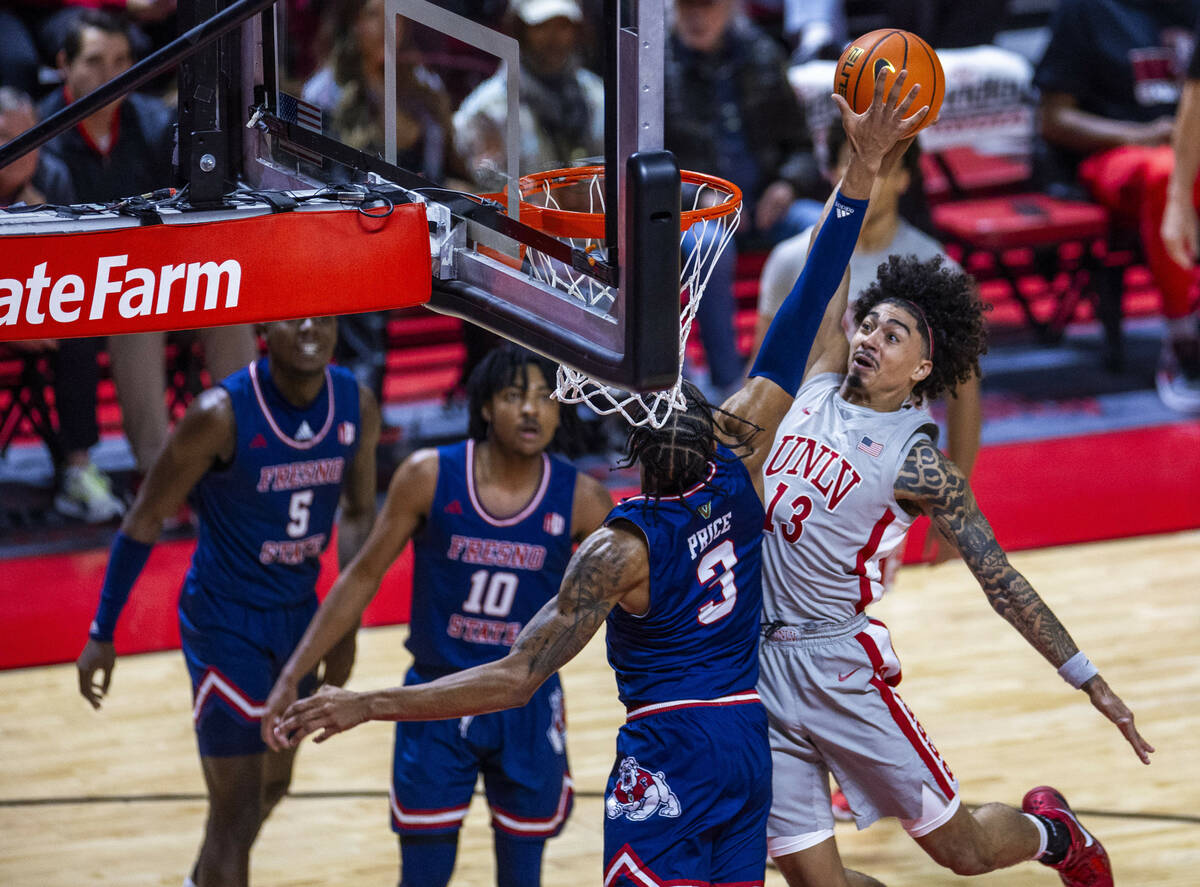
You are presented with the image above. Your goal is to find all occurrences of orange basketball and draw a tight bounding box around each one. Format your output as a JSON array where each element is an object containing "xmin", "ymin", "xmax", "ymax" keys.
[{"xmin": 833, "ymin": 29, "xmax": 944, "ymax": 133}]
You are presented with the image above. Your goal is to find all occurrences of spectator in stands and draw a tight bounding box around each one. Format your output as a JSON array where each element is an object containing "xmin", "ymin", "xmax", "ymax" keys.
[
  {"xmin": 41, "ymin": 10, "xmax": 260, "ymax": 482},
  {"xmin": 450, "ymin": 0, "xmax": 604, "ymax": 394},
  {"xmin": 1034, "ymin": 0, "xmax": 1200, "ymax": 413},
  {"xmin": 0, "ymin": 88, "xmax": 73, "ymax": 206},
  {"xmin": 754, "ymin": 126, "xmax": 980, "ymax": 561},
  {"xmin": 1161, "ymin": 12, "xmax": 1200, "ymax": 310},
  {"xmin": 37, "ymin": 9, "xmax": 173, "ymax": 202},
  {"xmin": 0, "ymin": 8, "xmax": 43, "ymax": 98},
  {"xmin": 0, "ymin": 86, "xmax": 126, "ymax": 523},
  {"xmin": 0, "ymin": 1, "xmax": 174, "ymax": 101},
  {"xmin": 303, "ymin": 0, "xmax": 469, "ymax": 401},
  {"xmin": 453, "ymin": 0, "xmax": 604, "ymax": 191},
  {"xmin": 745, "ymin": 0, "xmax": 845, "ymax": 63},
  {"xmin": 665, "ymin": 0, "xmax": 825, "ymax": 401}
]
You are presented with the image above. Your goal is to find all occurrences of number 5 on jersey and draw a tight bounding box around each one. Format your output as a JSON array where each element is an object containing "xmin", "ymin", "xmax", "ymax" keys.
[
  {"xmin": 287, "ymin": 490, "xmax": 313, "ymax": 537},
  {"xmin": 697, "ymin": 539, "xmax": 738, "ymax": 625}
]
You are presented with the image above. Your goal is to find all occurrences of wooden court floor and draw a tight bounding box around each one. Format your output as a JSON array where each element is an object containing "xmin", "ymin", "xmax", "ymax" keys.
[{"xmin": 2, "ymin": 529, "xmax": 1197, "ymax": 886}]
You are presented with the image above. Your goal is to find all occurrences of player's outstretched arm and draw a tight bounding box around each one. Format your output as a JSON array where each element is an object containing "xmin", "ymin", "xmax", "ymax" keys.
[
  {"xmin": 894, "ymin": 440, "xmax": 1155, "ymax": 764},
  {"xmin": 318, "ymin": 384, "xmax": 383, "ymax": 689},
  {"xmin": 261, "ymin": 448, "xmax": 437, "ymax": 749},
  {"xmin": 724, "ymin": 71, "xmax": 927, "ymax": 492},
  {"xmin": 272, "ymin": 524, "xmax": 649, "ymax": 748},
  {"xmin": 76, "ymin": 388, "xmax": 236, "ymax": 709}
]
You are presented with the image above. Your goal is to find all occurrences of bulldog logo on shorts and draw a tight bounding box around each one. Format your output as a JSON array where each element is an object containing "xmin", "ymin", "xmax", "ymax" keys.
[{"xmin": 605, "ymin": 756, "xmax": 681, "ymax": 821}]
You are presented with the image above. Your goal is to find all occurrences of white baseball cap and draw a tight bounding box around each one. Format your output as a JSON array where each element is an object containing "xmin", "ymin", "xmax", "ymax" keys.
[{"xmin": 512, "ymin": 0, "xmax": 583, "ymax": 26}]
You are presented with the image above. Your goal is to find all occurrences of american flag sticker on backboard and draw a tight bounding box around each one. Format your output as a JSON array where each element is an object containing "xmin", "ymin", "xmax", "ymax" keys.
[
  {"xmin": 857, "ymin": 436, "xmax": 884, "ymax": 457},
  {"xmin": 277, "ymin": 93, "xmax": 324, "ymax": 164},
  {"xmin": 278, "ymin": 93, "xmax": 322, "ymax": 131},
  {"xmin": 544, "ymin": 512, "xmax": 566, "ymax": 536}
]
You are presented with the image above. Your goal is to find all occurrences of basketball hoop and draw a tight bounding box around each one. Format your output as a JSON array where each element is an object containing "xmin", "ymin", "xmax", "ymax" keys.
[{"xmin": 503, "ymin": 166, "xmax": 742, "ymax": 428}]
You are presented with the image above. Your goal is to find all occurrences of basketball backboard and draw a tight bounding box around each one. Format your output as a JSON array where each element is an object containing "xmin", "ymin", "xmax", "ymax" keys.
[{"xmin": 240, "ymin": 0, "xmax": 685, "ymax": 392}]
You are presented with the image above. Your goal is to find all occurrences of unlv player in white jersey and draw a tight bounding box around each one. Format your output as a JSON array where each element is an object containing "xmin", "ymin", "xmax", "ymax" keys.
[{"xmin": 724, "ymin": 144, "xmax": 1157, "ymax": 887}]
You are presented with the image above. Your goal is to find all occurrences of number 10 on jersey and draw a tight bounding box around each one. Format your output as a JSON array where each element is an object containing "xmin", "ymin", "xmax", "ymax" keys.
[{"xmin": 464, "ymin": 570, "xmax": 519, "ymax": 618}]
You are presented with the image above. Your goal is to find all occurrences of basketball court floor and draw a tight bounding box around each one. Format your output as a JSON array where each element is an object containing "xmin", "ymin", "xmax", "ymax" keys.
[{"xmin": 2, "ymin": 529, "xmax": 1197, "ymax": 886}]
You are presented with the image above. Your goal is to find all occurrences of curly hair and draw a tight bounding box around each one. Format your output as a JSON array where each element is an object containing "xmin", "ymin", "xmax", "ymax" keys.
[{"xmin": 852, "ymin": 254, "xmax": 989, "ymax": 403}]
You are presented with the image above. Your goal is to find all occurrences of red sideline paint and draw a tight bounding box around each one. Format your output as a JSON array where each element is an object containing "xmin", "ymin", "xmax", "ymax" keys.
[
  {"xmin": 0, "ymin": 536, "xmax": 412, "ymax": 670},
  {"xmin": 3, "ymin": 422, "xmax": 1198, "ymax": 669}
]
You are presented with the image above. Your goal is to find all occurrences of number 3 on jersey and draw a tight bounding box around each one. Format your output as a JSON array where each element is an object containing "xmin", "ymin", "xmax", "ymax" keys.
[{"xmin": 697, "ymin": 539, "xmax": 738, "ymax": 625}]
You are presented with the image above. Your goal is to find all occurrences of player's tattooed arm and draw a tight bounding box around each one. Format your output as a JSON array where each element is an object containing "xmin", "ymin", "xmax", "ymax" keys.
[
  {"xmin": 894, "ymin": 440, "xmax": 1156, "ymax": 764},
  {"xmin": 272, "ymin": 525, "xmax": 648, "ymax": 747},
  {"xmin": 514, "ymin": 524, "xmax": 648, "ymax": 681},
  {"xmin": 894, "ymin": 440, "xmax": 1081, "ymax": 667}
]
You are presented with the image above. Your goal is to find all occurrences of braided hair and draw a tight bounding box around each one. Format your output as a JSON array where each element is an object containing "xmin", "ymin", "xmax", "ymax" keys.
[
  {"xmin": 852, "ymin": 254, "xmax": 989, "ymax": 403},
  {"xmin": 619, "ymin": 381, "xmax": 759, "ymax": 505}
]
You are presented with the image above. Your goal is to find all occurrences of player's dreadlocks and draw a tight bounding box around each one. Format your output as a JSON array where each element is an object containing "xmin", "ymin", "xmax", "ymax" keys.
[
  {"xmin": 619, "ymin": 381, "xmax": 758, "ymax": 508},
  {"xmin": 852, "ymin": 254, "xmax": 989, "ymax": 404},
  {"xmin": 466, "ymin": 344, "xmax": 583, "ymax": 455}
]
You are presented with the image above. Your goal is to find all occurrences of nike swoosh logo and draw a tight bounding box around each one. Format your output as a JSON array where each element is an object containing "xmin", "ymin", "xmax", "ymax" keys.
[
  {"xmin": 838, "ymin": 668, "xmax": 861, "ymax": 682},
  {"xmin": 1052, "ymin": 806, "xmax": 1095, "ymax": 846}
]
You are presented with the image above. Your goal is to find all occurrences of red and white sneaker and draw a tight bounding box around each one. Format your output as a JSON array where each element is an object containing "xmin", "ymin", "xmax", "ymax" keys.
[
  {"xmin": 831, "ymin": 788, "xmax": 854, "ymax": 822},
  {"xmin": 1022, "ymin": 786, "xmax": 1113, "ymax": 887}
]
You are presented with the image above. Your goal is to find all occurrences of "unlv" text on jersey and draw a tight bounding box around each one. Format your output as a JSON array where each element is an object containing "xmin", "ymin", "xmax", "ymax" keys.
[{"xmin": 764, "ymin": 434, "xmax": 863, "ymax": 511}]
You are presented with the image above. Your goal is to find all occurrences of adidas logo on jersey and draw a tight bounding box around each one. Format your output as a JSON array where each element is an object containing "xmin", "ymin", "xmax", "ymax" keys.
[
  {"xmin": 444, "ymin": 500, "xmax": 463, "ymax": 515},
  {"xmin": 834, "ymin": 202, "xmax": 855, "ymax": 219},
  {"xmin": 250, "ymin": 433, "xmax": 268, "ymax": 449},
  {"xmin": 295, "ymin": 420, "xmax": 315, "ymax": 441}
]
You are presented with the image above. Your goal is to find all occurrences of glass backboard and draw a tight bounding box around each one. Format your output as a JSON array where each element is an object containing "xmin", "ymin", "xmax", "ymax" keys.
[{"xmin": 239, "ymin": 0, "xmax": 683, "ymax": 391}]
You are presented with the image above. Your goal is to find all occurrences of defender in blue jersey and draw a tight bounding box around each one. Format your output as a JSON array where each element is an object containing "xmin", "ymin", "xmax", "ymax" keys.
[
  {"xmin": 76, "ymin": 316, "xmax": 380, "ymax": 887},
  {"xmin": 272, "ymin": 76, "xmax": 937, "ymax": 887},
  {"xmin": 262, "ymin": 345, "xmax": 613, "ymax": 887}
]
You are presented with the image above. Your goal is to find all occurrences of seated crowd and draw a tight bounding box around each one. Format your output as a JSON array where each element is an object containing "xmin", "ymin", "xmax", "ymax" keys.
[{"xmin": 2, "ymin": 0, "xmax": 1199, "ymax": 527}]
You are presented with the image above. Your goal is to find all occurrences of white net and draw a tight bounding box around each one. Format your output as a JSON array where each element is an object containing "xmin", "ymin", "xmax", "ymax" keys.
[{"xmin": 517, "ymin": 168, "xmax": 742, "ymax": 429}]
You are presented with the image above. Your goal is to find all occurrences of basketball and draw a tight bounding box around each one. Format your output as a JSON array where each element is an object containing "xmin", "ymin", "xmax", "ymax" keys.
[{"xmin": 833, "ymin": 29, "xmax": 944, "ymax": 133}]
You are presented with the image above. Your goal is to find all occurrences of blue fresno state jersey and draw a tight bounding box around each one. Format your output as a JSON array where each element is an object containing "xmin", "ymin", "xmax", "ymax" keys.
[
  {"xmin": 604, "ymin": 445, "xmax": 765, "ymax": 706},
  {"xmin": 187, "ymin": 358, "xmax": 361, "ymax": 608},
  {"xmin": 406, "ymin": 438, "xmax": 578, "ymax": 672}
]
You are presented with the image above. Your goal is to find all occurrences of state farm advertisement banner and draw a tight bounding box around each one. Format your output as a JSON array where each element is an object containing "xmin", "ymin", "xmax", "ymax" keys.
[{"xmin": 0, "ymin": 202, "xmax": 431, "ymax": 340}]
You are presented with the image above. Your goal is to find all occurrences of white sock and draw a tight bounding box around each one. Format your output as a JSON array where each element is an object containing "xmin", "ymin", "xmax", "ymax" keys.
[{"xmin": 1023, "ymin": 812, "xmax": 1049, "ymax": 860}]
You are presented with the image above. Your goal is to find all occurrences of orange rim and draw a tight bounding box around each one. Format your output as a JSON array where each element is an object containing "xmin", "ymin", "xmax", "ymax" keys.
[{"xmin": 504, "ymin": 166, "xmax": 742, "ymax": 241}]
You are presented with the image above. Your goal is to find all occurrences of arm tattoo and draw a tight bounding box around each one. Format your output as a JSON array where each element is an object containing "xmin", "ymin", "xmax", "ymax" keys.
[
  {"xmin": 511, "ymin": 537, "xmax": 626, "ymax": 679},
  {"xmin": 895, "ymin": 442, "xmax": 1080, "ymax": 666}
]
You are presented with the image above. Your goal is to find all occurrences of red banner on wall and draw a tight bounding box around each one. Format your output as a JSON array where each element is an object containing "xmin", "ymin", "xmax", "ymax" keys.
[{"xmin": 0, "ymin": 202, "xmax": 431, "ymax": 341}]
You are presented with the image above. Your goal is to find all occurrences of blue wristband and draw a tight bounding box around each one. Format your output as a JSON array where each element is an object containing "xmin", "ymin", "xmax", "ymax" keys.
[
  {"xmin": 750, "ymin": 191, "xmax": 869, "ymax": 395},
  {"xmin": 89, "ymin": 532, "xmax": 153, "ymax": 642}
]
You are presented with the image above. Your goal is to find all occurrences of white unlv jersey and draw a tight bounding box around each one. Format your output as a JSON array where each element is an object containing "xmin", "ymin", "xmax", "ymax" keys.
[{"xmin": 761, "ymin": 372, "xmax": 938, "ymax": 625}]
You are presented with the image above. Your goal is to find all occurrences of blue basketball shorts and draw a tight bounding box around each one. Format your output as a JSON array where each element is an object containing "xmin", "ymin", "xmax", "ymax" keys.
[
  {"xmin": 178, "ymin": 579, "xmax": 318, "ymax": 757},
  {"xmin": 603, "ymin": 697, "xmax": 771, "ymax": 887},
  {"xmin": 390, "ymin": 666, "xmax": 572, "ymax": 841}
]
